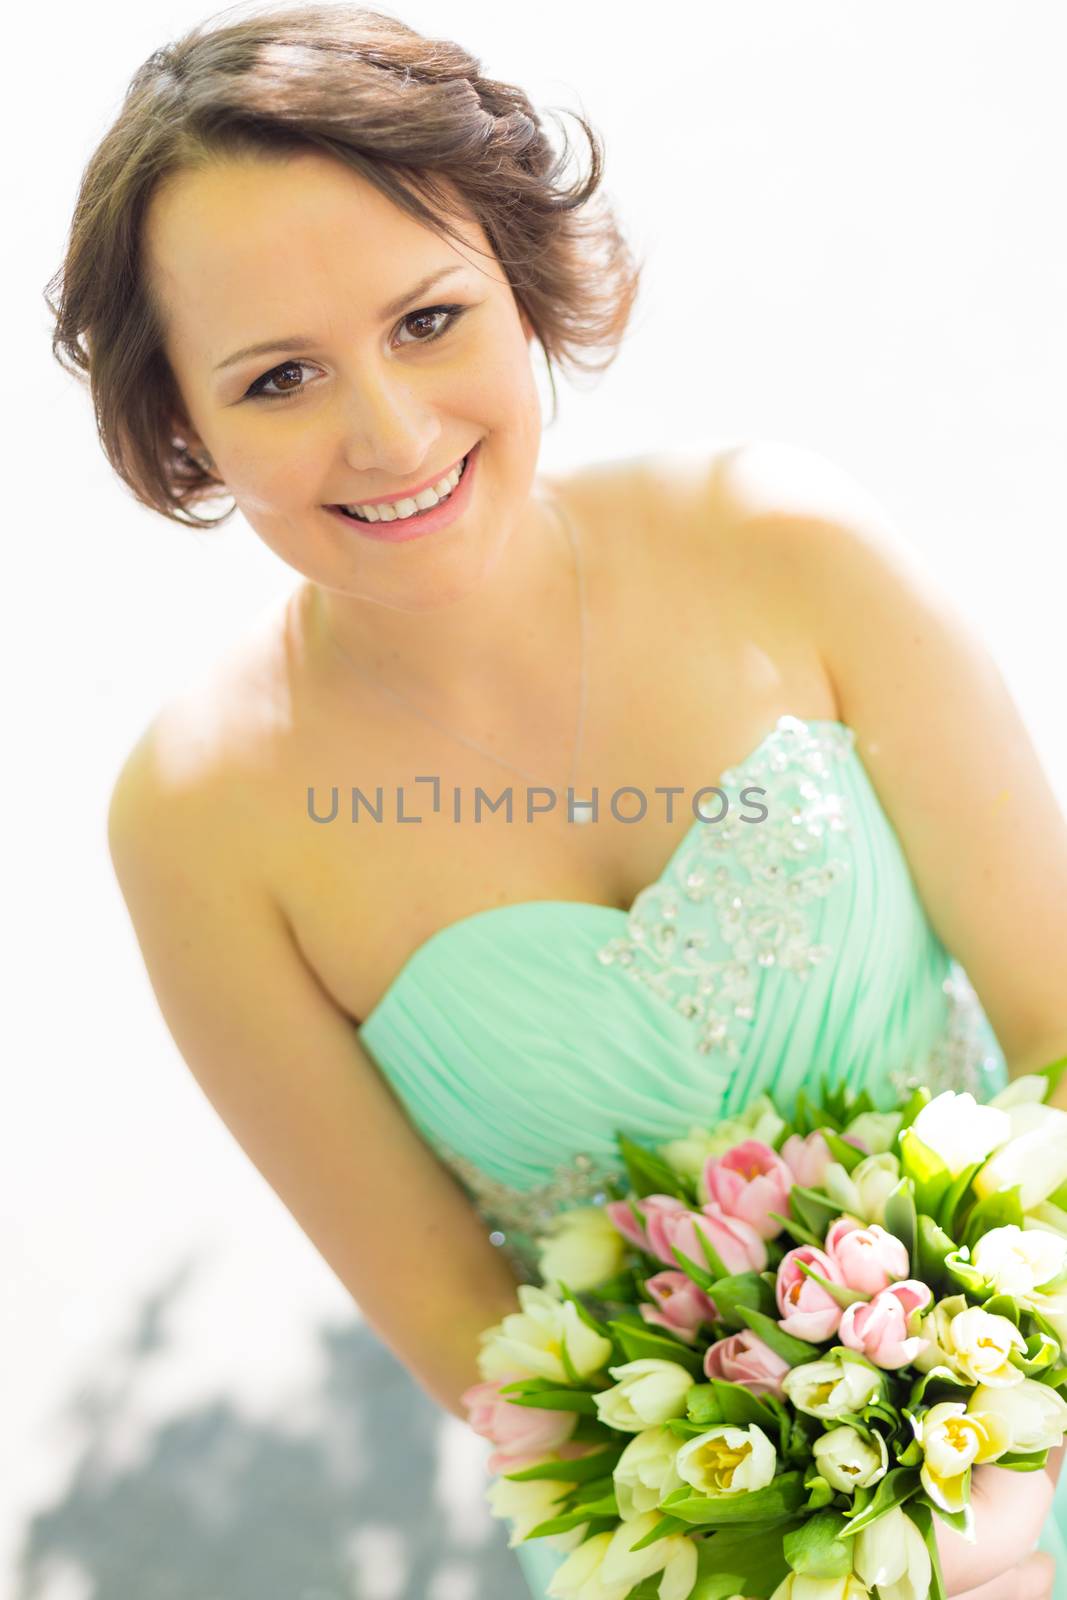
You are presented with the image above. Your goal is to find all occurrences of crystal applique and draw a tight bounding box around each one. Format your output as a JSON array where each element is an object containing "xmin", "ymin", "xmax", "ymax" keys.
[
  {"xmin": 886, "ymin": 962, "xmax": 1007, "ymax": 1102},
  {"xmin": 594, "ymin": 716, "xmax": 856, "ymax": 1056}
]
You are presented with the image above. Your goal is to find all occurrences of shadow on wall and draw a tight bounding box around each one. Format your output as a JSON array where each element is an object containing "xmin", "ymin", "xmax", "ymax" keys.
[{"xmin": 16, "ymin": 1260, "xmax": 527, "ymax": 1600}]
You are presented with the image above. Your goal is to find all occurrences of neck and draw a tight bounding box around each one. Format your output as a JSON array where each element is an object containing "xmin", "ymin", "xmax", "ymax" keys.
[{"xmin": 304, "ymin": 489, "xmax": 578, "ymax": 725}]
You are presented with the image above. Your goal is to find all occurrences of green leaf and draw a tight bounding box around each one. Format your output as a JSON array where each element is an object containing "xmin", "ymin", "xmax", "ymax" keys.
[
  {"xmin": 996, "ymin": 1448, "xmax": 1050, "ymax": 1471},
  {"xmin": 841, "ymin": 1467, "xmax": 919, "ymax": 1534},
  {"xmin": 937, "ymin": 1162, "xmax": 983, "ymax": 1237},
  {"xmin": 790, "ymin": 1184, "xmax": 843, "ymax": 1236},
  {"xmin": 899, "ymin": 1129, "xmax": 953, "ymax": 1217},
  {"xmin": 670, "ymin": 1244, "xmax": 721, "ymax": 1295},
  {"xmin": 685, "ymin": 1384, "xmax": 725, "ymax": 1425},
  {"xmin": 883, "ymin": 1178, "xmax": 917, "ymax": 1264},
  {"xmin": 783, "ymin": 1510, "xmax": 853, "ymax": 1578},
  {"xmin": 898, "ymin": 1085, "xmax": 932, "ymax": 1130},
  {"xmin": 555, "ymin": 1283, "xmax": 614, "ymax": 1340},
  {"xmin": 770, "ymin": 1209, "xmax": 824, "ymax": 1250},
  {"xmin": 661, "ymin": 1473, "xmax": 805, "ymax": 1526},
  {"xmin": 797, "ymin": 1257, "xmax": 870, "ymax": 1309},
  {"xmin": 962, "ymin": 1187, "xmax": 1024, "ymax": 1250},
  {"xmin": 694, "ymin": 1228, "xmax": 730, "ymax": 1281},
  {"xmin": 617, "ymin": 1131, "xmax": 692, "ymax": 1202},
  {"xmin": 821, "ymin": 1129, "xmax": 865, "ymax": 1174},
  {"xmin": 688, "ymin": 1523, "xmax": 798, "ymax": 1600},
  {"xmin": 504, "ymin": 1447, "xmax": 622, "ymax": 1483},
  {"xmin": 625, "ymin": 1513, "xmax": 691, "ymax": 1550},
  {"xmin": 736, "ymin": 1304, "xmax": 824, "ymax": 1367},
  {"xmin": 496, "ymin": 1380, "xmax": 600, "ymax": 1414},
  {"xmin": 916, "ymin": 1215, "xmax": 957, "ymax": 1289},
  {"xmin": 705, "ymin": 1378, "xmax": 781, "ymax": 1428},
  {"xmin": 708, "ymin": 1270, "xmax": 778, "ymax": 1328},
  {"xmin": 606, "ymin": 1317, "xmax": 705, "ymax": 1377},
  {"xmin": 525, "ymin": 1492, "xmax": 619, "ymax": 1537},
  {"xmin": 907, "ymin": 1364, "xmax": 972, "ymax": 1410},
  {"xmin": 1037, "ymin": 1056, "xmax": 1067, "ymax": 1101},
  {"xmin": 909, "ymin": 1501, "xmax": 947, "ymax": 1600}
]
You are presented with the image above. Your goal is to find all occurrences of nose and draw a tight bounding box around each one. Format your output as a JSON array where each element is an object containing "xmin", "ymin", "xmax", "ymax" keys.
[{"xmin": 336, "ymin": 366, "xmax": 440, "ymax": 480}]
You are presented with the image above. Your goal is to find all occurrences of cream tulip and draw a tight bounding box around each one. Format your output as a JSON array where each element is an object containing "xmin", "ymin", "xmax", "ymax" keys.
[
  {"xmin": 854, "ymin": 1506, "xmax": 932, "ymax": 1600},
  {"xmin": 844, "ymin": 1112, "xmax": 903, "ymax": 1155},
  {"xmin": 824, "ymin": 1154, "xmax": 902, "ymax": 1227},
  {"xmin": 593, "ymin": 1359, "xmax": 695, "ymax": 1432},
  {"xmin": 599, "ymin": 1510, "xmax": 700, "ymax": 1599},
  {"xmin": 546, "ymin": 1531, "xmax": 630, "ymax": 1600},
  {"xmin": 967, "ymin": 1378, "xmax": 1067, "ymax": 1453},
  {"xmin": 477, "ymin": 1285, "xmax": 614, "ymax": 1383},
  {"xmin": 770, "ymin": 1575, "xmax": 870, "ymax": 1600},
  {"xmin": 782, "ymin": 1355, "xmax": 884, "ymax": 1420},
  {"xmin": 913, "ymin": 1297, "xmax": 1026, "ymax": 1388},
  {"xmin": 613, "ymin": 1426, "xmax": 686, "ymax": 1520},
  {"xmin": 974, "ymin": 1110, "xmax": 1067, "ymax": 1210},
  {"xmin": 910, "ymin": 1401, "xmax": 1009, "ymax": 1511},
  {"xmin": 910, "ymin": 1091, "xmax": 1011, "ymax": 1176},
  {"xmin": 812, "ymin": 1424, "xmax": 889, "ymax": 1492},
  {"xmin": 971, "ymin": 1224, "xmax": 1067, "ymax": 1301},
  {"xmin": 537, "ymin": 1206, "xmax": 629, "ymax": 1292},
  {"xmin": 486, "ymin": 1474, "xmax": 576, "ymax": 1547},
  {"xmin": 674, "ymin": 1422, "xmax": 777, "ymax": 1496}
]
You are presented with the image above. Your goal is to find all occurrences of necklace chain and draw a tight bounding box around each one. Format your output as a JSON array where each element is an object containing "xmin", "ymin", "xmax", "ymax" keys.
[{"xmin": 323, "ymin": 493, "xmax": 594, "ymax": 822}]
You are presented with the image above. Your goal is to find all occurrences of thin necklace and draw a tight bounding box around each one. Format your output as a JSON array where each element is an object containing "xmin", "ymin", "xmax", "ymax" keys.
[{"xmin": 322, "ymin": 492, "xmax": 595, "ymax": 825}]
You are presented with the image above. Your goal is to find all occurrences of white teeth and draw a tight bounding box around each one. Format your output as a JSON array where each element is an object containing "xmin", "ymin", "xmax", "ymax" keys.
[{"xmin": 341, "ymin": 454, "xmax": 466, "ymax": 522}]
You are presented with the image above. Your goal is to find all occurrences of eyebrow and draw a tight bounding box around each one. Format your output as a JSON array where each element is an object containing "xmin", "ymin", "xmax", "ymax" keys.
[{"xmin": 212, "ymin": 265, "xmax": 470, "ymax": 374}]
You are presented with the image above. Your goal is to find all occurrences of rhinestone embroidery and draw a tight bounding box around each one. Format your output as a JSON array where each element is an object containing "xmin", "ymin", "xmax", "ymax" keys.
[
  {"xmin": 594, "ymin": 716, "xmax": 856, "ymax": 1056},
  {"xmin": 886, "ymin": 963, "xmax": 1006, "ymax": 1102}
]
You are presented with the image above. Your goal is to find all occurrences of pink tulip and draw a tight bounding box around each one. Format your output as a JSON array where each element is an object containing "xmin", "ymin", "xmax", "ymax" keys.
[
  {"xmin": 704, "ymin": 1330, "xmax": 791, "ymax": 1397},
  {"xmin": 824, "ymin": 1216, "xmax": 910, "ymax": 1296},
  {"xmin": 461, "ymin": 1375, "xmax": 577, "ymax": 1472},
  {"xmin": 776, "ymin": 1245, "xmax": 846, "ymax": 1341},
  {"xmin": 781, "ymin": 1131, "xmax": 833, "ymax": 1189},
  {"xmin": 651, "ymin": 1200, "xmax": 768, "ymax": 1275},
  {"xmin": 838, "ymin": 1280, "xmax": 932, "ymax": 1369},
  {"xmin": 639, "ymin": 1270, "xmax": 719, "ymax": 1343},
  {"xmin": 702, "ymin": 1139, "xmax": 794, "ymax": 1241},
  {"xmin": 606, "ymin": 1194, "xmax": 687, "ymax": 1255}
]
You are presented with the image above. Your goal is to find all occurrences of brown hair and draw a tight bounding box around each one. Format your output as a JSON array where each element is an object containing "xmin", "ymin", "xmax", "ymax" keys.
[{"xmin": 45, "ymin": 3, "xmax": 643, "ymax": 530}]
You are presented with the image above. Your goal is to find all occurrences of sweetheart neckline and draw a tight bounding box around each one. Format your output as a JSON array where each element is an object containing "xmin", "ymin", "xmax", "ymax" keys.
[{"xmin": 356, "ymin": 714, "xmax": 855, "ymax": 1036}]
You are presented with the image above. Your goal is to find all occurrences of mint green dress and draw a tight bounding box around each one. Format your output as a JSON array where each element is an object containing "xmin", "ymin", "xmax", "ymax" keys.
[{"xmin": 356, "ymin": 715, "xmax": 1067, "ymax": 1599}]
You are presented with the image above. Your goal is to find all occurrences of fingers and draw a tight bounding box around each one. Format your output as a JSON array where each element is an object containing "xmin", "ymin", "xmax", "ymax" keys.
[{"xmin": 951, "ymin": 1551, "xmax": 1056, "ymax": 1600}]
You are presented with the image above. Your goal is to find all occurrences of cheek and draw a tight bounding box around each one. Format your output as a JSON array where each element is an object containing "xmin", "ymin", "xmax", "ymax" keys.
[{"xmin": 225, "ymin": 434, "xmax": 329, "ymax": 511}]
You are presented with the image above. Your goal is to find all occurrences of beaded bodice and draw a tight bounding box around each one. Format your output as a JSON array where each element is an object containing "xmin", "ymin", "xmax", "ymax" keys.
[{"xmin": 356, "ymin": 715, "xmax": 1006, "ymax": 1279}]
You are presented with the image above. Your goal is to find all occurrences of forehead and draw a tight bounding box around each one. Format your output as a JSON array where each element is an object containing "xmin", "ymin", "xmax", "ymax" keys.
[{"xmin": 144, "ymin": 151, "xmax": 492, "ymax": 357}]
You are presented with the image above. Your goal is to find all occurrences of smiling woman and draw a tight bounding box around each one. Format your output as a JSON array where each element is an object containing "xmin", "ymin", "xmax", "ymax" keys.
[{"xmin": 49, "ymin": 6, "xmax": 1067, "ymax": 1600}]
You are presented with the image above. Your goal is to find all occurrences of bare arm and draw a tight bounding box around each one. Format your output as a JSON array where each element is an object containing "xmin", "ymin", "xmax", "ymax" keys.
[{"xmin": 107, "ymin": 731, "xmax": 522, "ymax": 1421}]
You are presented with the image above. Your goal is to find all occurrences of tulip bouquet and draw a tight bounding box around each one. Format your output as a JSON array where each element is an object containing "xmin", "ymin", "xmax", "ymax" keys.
[{"xmin": 463, "ymin": 1067, "xmax": 1067, "ymax": 1600}]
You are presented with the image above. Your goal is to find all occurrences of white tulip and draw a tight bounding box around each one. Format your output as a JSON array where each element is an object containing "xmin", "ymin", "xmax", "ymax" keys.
[
  {"xmin": 782, "ymin": 1355, "xmax": 884, "ymax": 1420},
  {"xmin": 593, "ymin": 1359, "xmax": 695, "ymax": 1432},
  {"xmin": 968, "ymin": 1378, "xmax": 1067, "ymax": 1453},
  {"xmin": 913, "ymin": 1298, "xmax": 1026, "ymax": 1387},
  {"xmin": 844, "ymin": 1112, "xmax": 903, "ymax": 1155},
  {"xmin": 546, "ymin": 1530, "xmax": 629, "ymax": 1600},
  {"xmin": 824, "ymin": 1153, "xmax": 902, "ymax": 1226},
  {"xmin": 911, "ymin": 1401, "xmax": 1009, "ymax": 1511},
  {"xmin": 974, "ymin": 1109, "xmax": 1067, "ymax": 1210},
  {"xmin": 674, "ymin": 1423, "xmax": 777, "ymax": 1496},
  {"xmin": 487, "ymin": 1474, "xmax": 576, "ymax": 1547},
  {"xmin": 538, "ymin": 1206, "xmax": 628, "ymax": 1292},
  {"xmin": 989, "ymin": 1075, "xmax": 1051, "ymax": 1110},
  {"xmin": 812, "ymin": 1424, "xmax": 888, "ymax": 1492},
  {"xmin": 600, "ymin": 1510, "xmax": 700, "ymax": 1599},
  {"xmin": 854, "ymin": 1506, "xmax": 932, "ymax": 1600},
  {"xmin": 910, "ymin": 1091, "xmax": 1011, "ymax": 1177},
  {"xmin": 971, "ymin": 1224, "xmax": 1067, "ymax": 1300},
  {"xmin": 1027, "ymin": 1201, "xmax": 1067, "ymax": 1239},
  {"xmin": 613, "ymin": 1426, "xmax": 686, "ymax": 1520},
  {"xmin": 477, "ymin": 1284, "xmax": 614, "ymax": 1383},
  {"xmin": 771, "ymin": 1576, "xmax": 870, "ymax": 1600}
]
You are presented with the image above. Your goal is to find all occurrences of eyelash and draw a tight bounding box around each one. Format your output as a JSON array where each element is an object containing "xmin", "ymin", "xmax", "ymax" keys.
[{"xmin": 242, "ymin": 304, "xmax": 469, "ymax": 402}]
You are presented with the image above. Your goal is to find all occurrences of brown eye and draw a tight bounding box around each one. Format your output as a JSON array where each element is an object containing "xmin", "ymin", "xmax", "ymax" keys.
[{"xmin": 245, "ymin": 360, "xmax": 317, "ymax": 402}]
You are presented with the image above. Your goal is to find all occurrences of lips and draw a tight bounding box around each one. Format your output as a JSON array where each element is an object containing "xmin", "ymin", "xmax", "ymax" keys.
[{"xmin": 328, "ymin": 448, "xmax": 471, "ymax": 517}]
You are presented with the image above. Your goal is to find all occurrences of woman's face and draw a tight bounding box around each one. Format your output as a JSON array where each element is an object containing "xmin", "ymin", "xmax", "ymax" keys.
[{"xmin": 145, "ymin": 150, "xmax": 544, "ymax": 612}]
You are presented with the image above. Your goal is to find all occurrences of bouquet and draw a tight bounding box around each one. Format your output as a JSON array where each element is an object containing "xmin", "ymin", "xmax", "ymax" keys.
[{"xmin": 463, "ymin": 1068, "xmax": 1067, "ymax": 1600}]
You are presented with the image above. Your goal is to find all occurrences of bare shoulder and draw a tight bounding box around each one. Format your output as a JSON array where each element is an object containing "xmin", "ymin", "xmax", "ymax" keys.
[{"xmin": 107, "ymin": 596, "xmax": 294, "ymax": 876}]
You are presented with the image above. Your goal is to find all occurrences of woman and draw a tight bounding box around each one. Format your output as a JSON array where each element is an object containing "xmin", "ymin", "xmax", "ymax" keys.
[{"xmin": 49, "ymin": 6, "xmax": 1067, "ymax": 1597}]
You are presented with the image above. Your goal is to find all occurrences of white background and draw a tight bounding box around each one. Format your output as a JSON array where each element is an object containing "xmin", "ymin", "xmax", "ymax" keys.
[{"xmin": 7, "ymin": 3, "xmax": 1067, "ymax": 1596}]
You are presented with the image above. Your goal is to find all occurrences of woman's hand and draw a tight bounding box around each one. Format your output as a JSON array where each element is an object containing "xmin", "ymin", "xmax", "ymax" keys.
[{"xmin": 935, "ymin": 1454, "xmax": 1061, "ymax": 1600}]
